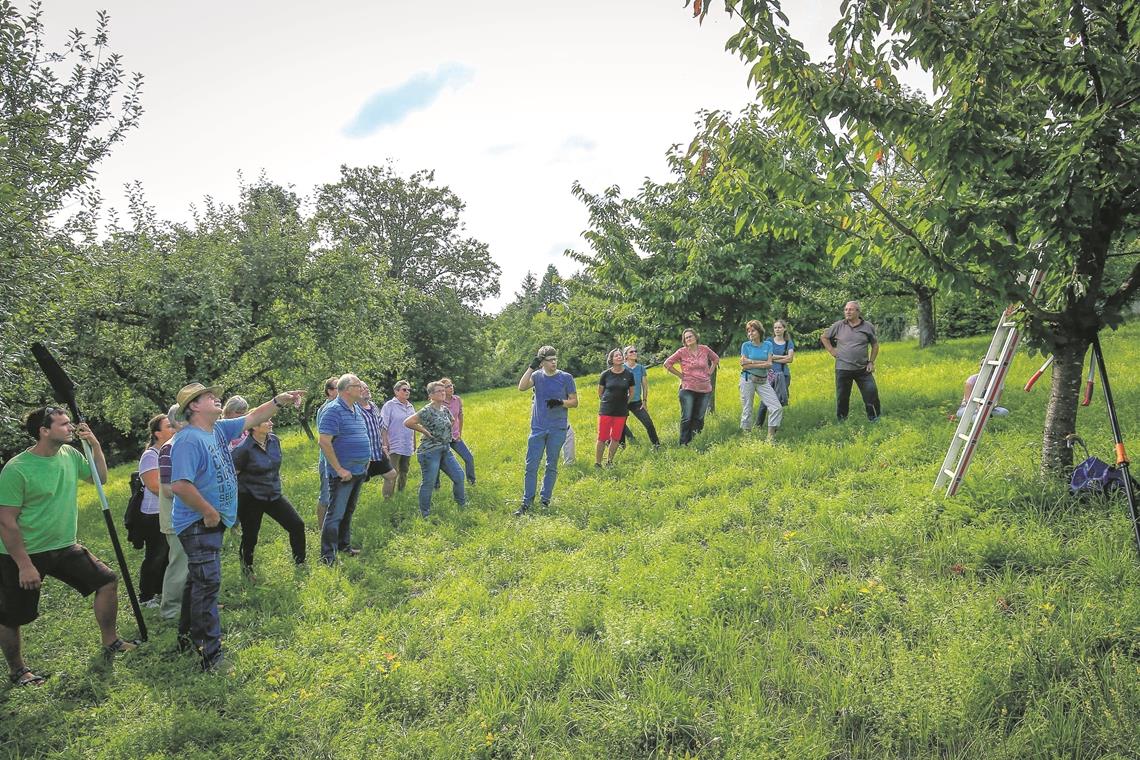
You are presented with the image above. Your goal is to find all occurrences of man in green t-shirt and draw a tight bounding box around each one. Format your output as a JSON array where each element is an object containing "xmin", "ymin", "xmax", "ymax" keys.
[{"xmin": 0, "ymin": 406, "xmax": 138, "ymax": 686}]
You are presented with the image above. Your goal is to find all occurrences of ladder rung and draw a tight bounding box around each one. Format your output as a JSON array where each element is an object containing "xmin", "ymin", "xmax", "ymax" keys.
[
  {"xmin": 971, "ymin": 397, "xmax": 988, "ymax": 405},
  {"xmin": 1000, "ymin": 321, "xmax": 1016, "ymax": 328},
  {"xmin": 985, "ymin": 360, "xmax": 1001, "ymax": 365},
  {"xmin": 943, "ymin": 469, "xmax": 957, "ymax": 478},
  {"xmin": 957, "ymin": 433, "xmax": 970, "ymax": 442}
]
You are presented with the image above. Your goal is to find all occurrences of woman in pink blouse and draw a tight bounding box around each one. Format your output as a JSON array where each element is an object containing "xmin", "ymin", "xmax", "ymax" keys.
[{"xmin": 663, "ymin": 327, "xmax": 720, "ymax": 445}]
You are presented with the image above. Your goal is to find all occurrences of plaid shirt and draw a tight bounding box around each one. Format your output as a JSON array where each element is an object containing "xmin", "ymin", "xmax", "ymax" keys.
[{"xmin": 360, "ymin": 402, "xmax": 384, "ymax": 461}]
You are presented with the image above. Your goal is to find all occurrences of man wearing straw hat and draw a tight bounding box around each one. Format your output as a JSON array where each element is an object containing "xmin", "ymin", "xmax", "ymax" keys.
[{"xmin": 169, "ymin": 382, "xmax": 303, "ymax": 672}]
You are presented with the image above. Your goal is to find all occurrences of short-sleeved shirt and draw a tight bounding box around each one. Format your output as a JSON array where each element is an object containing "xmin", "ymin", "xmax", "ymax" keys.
[
  {"xmin": 598, "ymin": 368, "xmax": 636, "ymax": 417},
  {"xmin": 0, "ymin": 446, "xmax": 90, "ymax": 555},
  {"xmin": 664, "ymin": 345, "xmax": 720, "ymax": 393},
  {"xmin": 768, "ymin": 338, "xmax": 795, "ymax": 379},
  {"xmin": 315, "ymin": 398, "xmax": 337, "ymax": 468},
  {"xmin": 158, "ymin": 439, "xmax": 175, "ymax": 534},
  {"xmin": 170, "ymin": 416, "xmax": 246, "ymax": 535},
  {"xmin": 360, "ymin": 403, "xmax": 384, "ymax": 461},
  {"xmin": 380, "ymin": 398, "xmax": 416, "ymax": 456},
  {"xmin": 138, "ymin": 447, "xmax": 160, "ymax": 515},
  {"xmin": 447, "ymin": 395, "xmax": 463, "ymax": 440},
  {"xmin": 740, "ymin": 340, "xmax": 773, "ymax": 380},
  {"xmin": 531, "ymin": 370, "xmax": 577, "ymax": 432},
  {"xmin": 232, "ymin": 434, "xmax": 283, "ymax": 501},
  {"xmin": 624, "ymin": 362, "xmax": 648, "ymax": 403},
  {"xmin": 317, "ymin": 398, "xmax": 371, "ymax": 477},
  {"xmin": 416, "ymin": 405, "xmax": 454, "ymax": 454},
  {"xmin": 826, "ymin": 319, "xmax": 878, "ymax": 371}
]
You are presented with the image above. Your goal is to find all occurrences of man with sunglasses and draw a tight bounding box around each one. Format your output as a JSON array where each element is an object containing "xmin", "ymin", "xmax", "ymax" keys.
[{"xmin": 0, "ymin": 406, "xmax": 136, "ymax": 687}]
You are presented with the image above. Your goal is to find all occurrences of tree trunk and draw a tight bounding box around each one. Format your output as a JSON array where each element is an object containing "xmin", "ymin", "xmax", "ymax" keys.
[
  {"xmin": 915, "ymin": 286, "xmax": 936, "ymax": 348},
  {"xmin": 1041, "ymin": 337, "xmax": 1088, "ymax": 475}
]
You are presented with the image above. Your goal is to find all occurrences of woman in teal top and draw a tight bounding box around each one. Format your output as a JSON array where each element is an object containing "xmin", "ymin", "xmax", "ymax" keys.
[{"xmin": 739, "ymin": 320, "xmax": 783, "ymax": 440}]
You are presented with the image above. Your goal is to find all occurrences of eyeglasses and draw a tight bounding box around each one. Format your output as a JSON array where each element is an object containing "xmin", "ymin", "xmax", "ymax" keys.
[{"xmin": 396, "ymin": 387, "xmax": 410, "ymax": 392}]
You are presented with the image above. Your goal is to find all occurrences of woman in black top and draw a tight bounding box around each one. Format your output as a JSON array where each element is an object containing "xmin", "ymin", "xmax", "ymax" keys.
[
  {"xmin": 596, "ymin": 348, "xmax": 635, "ymax": 468},
  {"xmin": 232, "ymin": 419, "xmax": 306, "ymax": 578}
]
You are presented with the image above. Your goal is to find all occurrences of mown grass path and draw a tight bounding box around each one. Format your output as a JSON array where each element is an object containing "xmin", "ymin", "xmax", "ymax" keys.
[{"xmin": 3, "ymin": 329, "xmax": 1140, "ymax": 758}]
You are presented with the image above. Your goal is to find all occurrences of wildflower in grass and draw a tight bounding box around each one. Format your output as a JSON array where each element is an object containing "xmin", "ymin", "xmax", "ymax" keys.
[
  {"xmin": 1039, "ymin": 602, "xmax": 1055, "ymax": 614},
  {"xmin": 782, "ymin": 530, "xmax": 796, "ymax": 541},
  {"xmin": 485, "ymin": 732, "xmax": 495, "ymax": 747}
]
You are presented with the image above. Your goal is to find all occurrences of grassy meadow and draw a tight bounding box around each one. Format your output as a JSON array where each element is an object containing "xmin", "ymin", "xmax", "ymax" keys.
[{"xmin": 3, "ymin": 327, "xmax": 1140, "ymax": 759}]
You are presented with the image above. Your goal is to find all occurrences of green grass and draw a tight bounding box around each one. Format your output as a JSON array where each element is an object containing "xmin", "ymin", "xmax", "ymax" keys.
[{"xmin": 3, "ymin": 328, "xmax": 1140, "ymax": 758}]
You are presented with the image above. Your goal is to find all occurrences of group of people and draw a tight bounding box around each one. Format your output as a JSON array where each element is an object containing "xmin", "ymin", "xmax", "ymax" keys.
[
  {"xmin": 0, "ymin": 299, "xmax": 882, "ymax": 683},
  {"xmin": 514, "ymin": 300, "xmax": 882, "ymax": 513}
]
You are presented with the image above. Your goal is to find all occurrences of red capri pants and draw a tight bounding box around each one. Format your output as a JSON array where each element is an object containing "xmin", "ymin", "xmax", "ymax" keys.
[{"xmin": 597, "ymin": 415, "xmax": 627, "ymax": 442}]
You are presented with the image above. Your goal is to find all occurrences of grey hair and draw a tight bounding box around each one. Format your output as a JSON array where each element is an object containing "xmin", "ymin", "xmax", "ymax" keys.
[
  {"xmin": 337, "ymin": 374, "xmax": 359, "ymax": 392},
  {"xmin": 222, "ymin": 395, "xmax": 249, "ymax": 417}
]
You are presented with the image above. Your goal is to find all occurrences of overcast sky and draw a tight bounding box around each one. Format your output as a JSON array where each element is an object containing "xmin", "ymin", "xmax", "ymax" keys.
[{"xmin": 38, "ymin": 1, "xmax": 844, "ymax": 311}]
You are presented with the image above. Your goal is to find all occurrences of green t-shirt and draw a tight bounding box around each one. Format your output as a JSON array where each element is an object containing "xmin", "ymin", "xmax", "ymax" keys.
[{"xmin": 0, "ymin": 446, "xmax": 91, "ymax": 555}]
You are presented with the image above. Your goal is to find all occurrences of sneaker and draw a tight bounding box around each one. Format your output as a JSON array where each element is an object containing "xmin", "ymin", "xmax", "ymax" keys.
[
  {"xmin": 513, "ymin": 502, "xmax": 531, "ymax": 517},
  {"xmin": 203, "ymin": 655, "xmax": 235, "ymax": 675},
  {"xmin": 594, "ymin": 463, "xmax": 602, "ymax": 470},
  {"xmin": 140, "ymin": 597, "xmax": 161, "ymax": 609},
  {"xmin": 652, "ymin": 443, "xmax": 661, "ymax": 452},
  {"xmin": 541, "ymin": 499, "xmax": 550, "ymax": 509}
]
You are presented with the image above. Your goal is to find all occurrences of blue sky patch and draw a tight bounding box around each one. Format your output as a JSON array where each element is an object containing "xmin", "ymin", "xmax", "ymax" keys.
[{"xmin": 344, "ymin": 63, "xmax": 474, "ymax": 137}]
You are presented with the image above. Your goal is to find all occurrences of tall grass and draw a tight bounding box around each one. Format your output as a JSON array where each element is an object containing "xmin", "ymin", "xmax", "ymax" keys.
[{"xmin": 3, "ymin": 327, "xmax": 1139, "ymax": 758}]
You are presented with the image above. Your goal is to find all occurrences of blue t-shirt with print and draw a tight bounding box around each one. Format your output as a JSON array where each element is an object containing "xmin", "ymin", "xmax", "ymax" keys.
[
  {"xmin": 318, "ymin": 397, "xmax": 371, "ymax": 477},
  {"xmin": 170, "ymin": 416, "xmax": 246, "ymax": 535},
  {"xmin": 740, "ymin": 340, "xmax": 773, "ymax": 379},
  {"xmin": 625, "ymin": 362, "xmax": 648, "ymax": 402},
  {"xmin": 531, "ymin": 370, "xmax": 577, "ymax": 432},
  {"xmin": 767, "ymin": 338, "xmax": 794, "ymax": 379}
]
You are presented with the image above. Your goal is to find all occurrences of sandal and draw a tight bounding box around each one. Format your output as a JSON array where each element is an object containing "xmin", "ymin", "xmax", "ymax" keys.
[
  {"xmin": 102, "ymin": 637, "xmax": 141, "ymax": 658},
  {"xmin": 9, "ymin": 666, "xmax": 46, "ymax": 687}
]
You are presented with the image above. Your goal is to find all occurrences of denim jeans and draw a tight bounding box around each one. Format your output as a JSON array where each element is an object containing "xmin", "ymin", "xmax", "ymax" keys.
[
  {"xmin": 620, "ymin": 400, "xmax": 660, "ymax": 446},
  {"xmin": 434, "ymin": 439, "xmax": 476, "ymax": 488},
  {"xmin": 177, "ymin": 520, "xmax": 225, "ymax": 669},
  {"xmin": 739, "ymin": 375, "xmax": 783, "ymax": 430},
  {"xmin": 418, "ymin": 447, "xmax": 467, "ymax": 517},
  {"xmin": 524, "ymin": 426, "xmax": 568, "ymax": 505},
  {"xmin": 678, "ymin": 389, "xmax": 711, "ymax": 445},
  {"xmin": 835, "ymin": 368, "xmax": 881, "ymax": 421},
  {"xmin": 321, "ymin": 473, "xmax": 365, "ymax": 564}
]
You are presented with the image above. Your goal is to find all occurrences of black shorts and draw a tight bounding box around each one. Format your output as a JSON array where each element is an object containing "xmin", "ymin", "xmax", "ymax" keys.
[
  {"xmin": 366, "ymin": 456, "xmax": 393, "ymax": 478},
  {"xmin": 0, "ymin": 544, "xmax": 117, "ymax": 627}
]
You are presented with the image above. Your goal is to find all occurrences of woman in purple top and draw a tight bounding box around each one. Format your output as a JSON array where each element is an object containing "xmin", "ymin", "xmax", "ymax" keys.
[
  {"xmin": 380, "ymin": 380, "xmax": 416, "ymax": 497},
  {"xmin": 663, "ymin": 327, "xmax": 720, "ymax": 445}
]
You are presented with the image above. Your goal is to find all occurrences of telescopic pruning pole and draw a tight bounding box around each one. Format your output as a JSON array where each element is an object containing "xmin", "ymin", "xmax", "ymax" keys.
[
  {"xmin": 30, "ymin": 343, "xmax": 148, "ymax": 641},
  {"xmin": 1089, "ymin": 334, "xmax": 1140, "ymax": 558}
]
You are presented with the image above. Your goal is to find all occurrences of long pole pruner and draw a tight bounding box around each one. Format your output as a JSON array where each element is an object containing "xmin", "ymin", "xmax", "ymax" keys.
[
  {"xmin": 30, "ymin": 343, "xmax": 148, "ymax": 641},
  {"xmin": 1089, "ymin": 334, "xmax": 1140, "ymax": 558}
]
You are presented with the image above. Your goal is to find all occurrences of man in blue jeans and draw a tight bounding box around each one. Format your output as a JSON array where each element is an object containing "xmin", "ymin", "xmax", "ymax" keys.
[
  {"xmin": 820, "ymin": 300, "xmax": 881, "ymax": 421},
  {"xmin": 317, "ymin": 374, "xmax": 372, "ymax": 564},
  {"xmin": 170, "ymin": 382, "xmax": 304, "ymax": 672},
  {"xmin": 515, "ymin": 346, "xmax": 578, "ymax": 516}
]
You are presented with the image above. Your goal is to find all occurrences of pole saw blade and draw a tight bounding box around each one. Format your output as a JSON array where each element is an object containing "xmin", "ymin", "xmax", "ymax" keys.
[{"xmin": 30, "ymin": 342, "xmax": 82, "ymax": 421}]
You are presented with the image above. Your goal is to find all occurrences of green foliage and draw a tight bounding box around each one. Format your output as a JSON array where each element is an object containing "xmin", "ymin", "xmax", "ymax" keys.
[
  {"xmin": 6, "ymin": 327, "xmax": 1140, "ymax": 757},
  {"xmin": 0, "ymin": 1, "xmax": 143, "ymax": 443},
  {"xmin": 691, "ymin": 0, "xmax": 1140, "ymax": 470},
  {"xmin": 570, "ymin": 141, "xmax": 833, "ymax": 358}
]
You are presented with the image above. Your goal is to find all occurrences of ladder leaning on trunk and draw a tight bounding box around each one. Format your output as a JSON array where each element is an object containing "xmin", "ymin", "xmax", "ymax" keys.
[{"xmin": 934, "ymin": 270, "xmax": 1044, "ymax": 496}]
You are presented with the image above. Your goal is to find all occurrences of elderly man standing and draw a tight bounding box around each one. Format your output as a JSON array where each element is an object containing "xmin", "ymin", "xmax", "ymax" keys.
[
  {"xmin": 820, "ymin": 300, "xmax": 881, "ymax": 422},
  {"xmin": 317, "ymin": 374, "xmax": 371, "ymax": 564},
  {"xmin": 359, "ymin": 382, "xmax": 397, "ymax": 489},
  {"xmin": 170, "ymin": 382, "xmax": 304, "ymax": 672}
]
